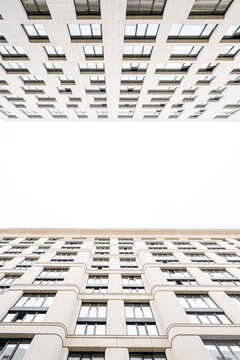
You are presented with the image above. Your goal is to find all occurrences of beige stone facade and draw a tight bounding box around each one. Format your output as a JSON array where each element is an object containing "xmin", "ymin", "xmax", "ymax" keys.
[
  {"xmin": 0, "ymin": 229, "xmax": 240, "ymax": 359},
  {"xmin": 0, "ymin": 0, "xmax": 240, "ymax": 121}
]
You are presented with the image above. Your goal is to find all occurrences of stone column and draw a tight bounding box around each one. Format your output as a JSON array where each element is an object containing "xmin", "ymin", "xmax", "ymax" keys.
[
  {"xmin": 108, "ymin": 273, "xmax": 122, "ymax": 293},
  {"xmin": 24, "ymin": 334, "xmax": 68, "ymax": 360},
  {"xmin": 166, "ymin": 335, "xmax": 212, "ymax": 360},
  {"xmin": 187, "ymin": 267, "xmax": 212, "ymax": 285},
  {"xmin": 105, "ymin": 348, "xmax": 129, "ymax": 360},
  {"xmin": 209, "ymin": 290, "xmax": 240, "ymax": 323},
  {"xmin": 106, "ymin": 299, "xmax": 126, "ymax": 335},
  {"xmin": 44, "ymin": 289, "xmax": 79, "ymax": 334}
]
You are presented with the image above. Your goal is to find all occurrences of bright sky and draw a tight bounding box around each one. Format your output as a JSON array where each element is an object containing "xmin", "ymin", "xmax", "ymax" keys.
[{"xmin": 0, "ymin": 120, "xmax": 240, "ymax": 229}]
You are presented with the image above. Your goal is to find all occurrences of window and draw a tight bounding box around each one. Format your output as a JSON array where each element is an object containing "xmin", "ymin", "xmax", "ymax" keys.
[
  {"xmin": 90, "ymin": 75, "xmax": 105, "ymax": 84},
  {"xmin": 21, "ymin": 238, "xmax": 38, "ymax": 244},
  {"xmin": 203, "ymin": 270, "xmax": 240, "ymax": 285},
  {"xmin": 120, "ymin": 259, "xmax": 138, "ymax": 268},
  {"xmin": 62, "ymin": 242, "xmax": 82, "ymax": 249},
  {"xmin": 129, "ymin": 354, "xmax": 166, "ymax": 360},
  {"xmin": 0, "ymin": 238, "xmax": 14, "ymax": 243},
  {"xmin": 215, "ymin": 110, "xmax": 238, "ymax": 118},
  {"xmin": 219, "ymin": 254, "xmax": 240, "ymax": 263},
  {"xmin": 186, "ymin": 253, "xmax": 213, "ymax": 263},
  {"xmin": 123, "ymin": 46, "xmax": 153, "ymax": 58},
  {"xmin": 75, "ymin": 109, "xmax": 87, "ymax": 118},
  {"xmin": 118, "ymin": 239, "xmax": 133, "ymax": 244},
  {"xmin": 22, "ymin": 108, "xmax": 41, "ymax": 117},
  {"xmin": 0, "ymin": 31, "xmax": 6, "ymax": 41},
  {"xmin": 86, "ymin": 276, "xmax": 108, "ymax": 293},
  {"xmin": 95, "ymin": 247, "xmax": 109, "ymax": 254},
  {"xmin": 23, "ymin": 24, "xmax": 48, "ymax": 40},
  {"xmin": 218, "ymin": 46, "xmax": 240, "ymax": 59},
  {"xmin": 158, "ymin": 75, "xmax": 183, "ymax": 84},
  {"xmin": 119, "ymin": 247, "xmax": 133, "ymax": 254},
  {"xmin": 79, "ymin": 62, "xmax": 104, "ymax": 73},
  {"xmin": 0, "ymin": 275, "xmax": 20, "ymax": 292},
  {"xmin": 16, "ymin": 258, "xmax": 36, "ymax": 268},
  {"xmin": 0, "ymin": 258, "xmax": 11, "ymax": 267},
  {"xmin": 0, "ymin": 109, "xmax": 16, "ymax": 118},
  {"xmin": 14, "ymin": 293, "xmax": 54, "ymax": 307},
  {"xmin": 68, "ymin": 353, "xmax": 104, "ymax": 360},
  {"xmin": 162, "ymin": 269, "xmax": 197, "ymax": 285},
  {"xmin": 94, "ymin": 95, "xmax": 107, "ymax": 101},
  {"xmin": 120, "ymin": 86, "xmax": 141, "ymax": 93},
  {"xmin": 1, "ymin": 62, "xmax": 28, "ymax": 73},
  {"xmin": 208, "ymin": 95, "xmax": 222, "ymax": 101},
  {"xmin": 0, "ymin": 46, "xmax": 27, "ymax": 59},
  {"xmin": 175, "ymin": 242, "xmax": 196, "ymax": 249},
  {"xmin": 189, "ymin": 0, "xmax": 233, "ymax": 16},
  {"xmin": 209, "ymin": 87, "xmax": 225, "ymax": 94},
  {"xmin": 68, "ymin": 96, "xmax": 81, "ymax": 102},
  {"xmin": 59, "ymin": 75, "xmax": 75, "ymax": 84},
  {"xmin": 182, "ymin": 86, "xmax": 197, "ymax": 94},
  {"xmin": 34, "ymin": 268, "xmax": 68, "ymax": 284},
  {"xmin": 2, "ymin": 310, "xmax": 46, "ymax": 323},
  {"xmin": 204, "ymin": 242, "xmax": 225, "ymax": 249},
  {"xmin": 189, "ymin": 109, "xmax": 205, "ymax": 118},
  {"xmin": 49, "ymin": 108, "xmax": 67, "ymax": 117},
  {"xmin": 44, "ymin": 46, "xmax": 65, "ymax": 59},
  {"xmin": 51, "ymin": 253, "xmax": 76, "ymax": 262},
  {"xmin": 205, "ymin": 340, "xmax": 240, "ymax": 360},
  {"xmin": 156, "ymin": 62, "xmax": 191, "ymax": 73},
  {"xmin": 44, "ymin": 62, "xmax": 62, "ymax": 73},
  {"xmin": 0, "ymin": 339, "xmax": 31, "ymax": 359},
  {"xmin": 144, "ymin": 110, "xmax": 162, "ymax": 117},
  {"xmin": 2, "ymin": 293, "xmax": 54, "ymax": 323},
  {"xmin": 170, "ymin": 46, "xmax": 202, "ymax": 58},
  {"xmin": 126, "ymin": 0, "xmax": 166, "ymax": 16},
  {"xmin": 4, "ymin": 247, "xmax": 24, "ymax": 254},
  {"xmin": 147, "ymin": 242, "xmax": 167, "ymax": 249},
  {"xmin": 74, "ymin": 0, "xmax": 101, "ymax": 16},
  {"xmin": 20, "ymin": 0, "xmax": 50, "ymax": 16},
  {"xmin": 33, "ymin": 246, "xmax": 48, "ymax": 254},
  {"xmin": 148, "ymin": 86, "xmax": 176, "ymax": 94},
  {"xmin": 177, "ymin": 294, "xmax": 231, "ymax": 324},
  {"xmin": 125, "ymin": 24, "xmax": 159, "ymax": 40},
  {"xmin": 84, "ymin": 46, "xmax": 103, "ymax": 58},
  {"xmin": 121, "ymin": 75, "xmax": 144, "ymax": 83},
  {"xmin": 37, "ymin": 95, "xmax": 56, "ymax": 102},
  {"xmin": 168, "ymin": 24, "xmax": 216, "ymax": 40},
  {"xmin": 22, "ymin": 86, "xmax": 44, "ymax": 93},
  {"xmin": 198, "ymin": 63, "xmax": 218, "ymax": 73},
  {"xmin": 92, "ymin": 258, "xmax": 109, "ymax": 269},
  {"xmin": 125, "ymin": 303, "xmax": 158, "ymax": 335},
  {"xmin": 97, "ymin": 109, "xmax": 108, "ymax": 117},
  {"xmin": 122, "ymin": 62, "xmax": 148, "ymax": 73},
  {"xmin": 75, "ymin": 303, "xmax": 106, "ymax": 335},
  {"xmin": 196, "ymin": 75, "xmax": 214, "ymax": 84},
  {"xmin": 153, "ymin": 253, "xmax": 178, "ymax": 263},
  {"xmin": 227, "ymin": 76, "xmax": 240, "ymax": 84},
  {"xmin": 45, "ymin": 238, "xmax": 58, "ymax": 243},
  {"xmin": 20, "ymin": 75, "xmax": 44, "ymax": 84},
  {"xmin": 95, "ymin": 238, "xmax": 110, "ymax": 244},
  {"xmin": 118, "ymin": 109, "xmax": 135, "ymax": 117},
  {"xmin": 230, "ymin": 294, "xmax": 240, "ymax": 306},
  {"xmin": 68, "ymin": 24, "xmax": 102, "ymax": 40},
  {"xmin": 223, "ymin": 25, "xmax": 240, "ymax": 41},
  {"xmin": 120, "ymin": 95, "xmax": 139, "ymax": 102},
  {"xmin": 122, "ymin": 276, "xmax": 145, "ymax": 293}
]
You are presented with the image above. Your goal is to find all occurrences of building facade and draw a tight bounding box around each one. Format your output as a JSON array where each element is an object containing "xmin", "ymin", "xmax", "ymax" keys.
[
  {"xmin": 0, "ymin": 0, "xmax": 240, "ymax": 121},
  {"xmin": 0, "ymin": 229, "xmax": 240, "ymax": 359}
]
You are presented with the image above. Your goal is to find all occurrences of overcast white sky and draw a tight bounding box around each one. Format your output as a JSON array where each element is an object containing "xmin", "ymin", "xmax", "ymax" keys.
[{"xmin": 0, "ymin": 120, "xmax": 240, "ymax": 229}]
